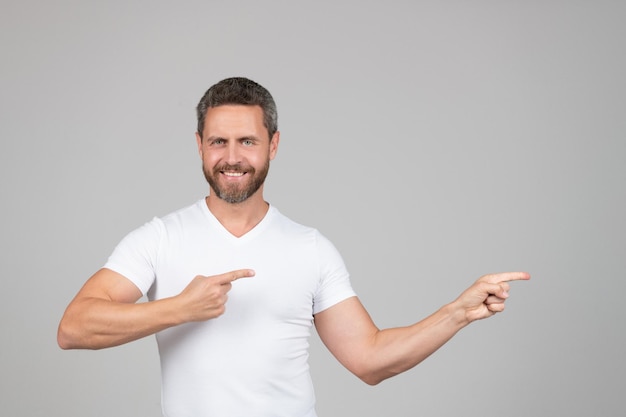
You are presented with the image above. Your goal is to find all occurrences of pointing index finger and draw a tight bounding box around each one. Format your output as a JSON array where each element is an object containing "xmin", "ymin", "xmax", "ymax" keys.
[
  {"xmin": 483, "ymin": 271, "xmax": 531, "ymax": 284},
  {"xmin": 217, "ymin": 269, "xmax": 256, "ymax": 284}
]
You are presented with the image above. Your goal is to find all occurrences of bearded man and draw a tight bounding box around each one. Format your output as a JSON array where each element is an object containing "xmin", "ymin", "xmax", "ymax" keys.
[{"xmin": 58, "ymin": 77, "xmax": 529, "ymax": 417}]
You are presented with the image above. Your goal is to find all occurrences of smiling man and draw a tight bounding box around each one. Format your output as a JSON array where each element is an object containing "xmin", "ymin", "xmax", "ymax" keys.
[{"xmin": 58, "ymin": 77, "xmax": 529, "ymax": 417}]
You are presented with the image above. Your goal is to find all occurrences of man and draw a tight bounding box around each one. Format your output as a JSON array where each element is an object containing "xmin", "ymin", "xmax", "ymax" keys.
[{"xmin": 58, "ymin": 77, "xmax": 530, "ymax": 417}]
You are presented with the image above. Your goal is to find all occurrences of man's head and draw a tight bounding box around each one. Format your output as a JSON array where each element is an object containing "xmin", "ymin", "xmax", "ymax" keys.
[
  {"xmin": 195, "ymin": 77, "xmax": 280, "ymax": 205},
  {"xmin": 196, "ymin": 77, "xmax": 278, "ymax": 140}
]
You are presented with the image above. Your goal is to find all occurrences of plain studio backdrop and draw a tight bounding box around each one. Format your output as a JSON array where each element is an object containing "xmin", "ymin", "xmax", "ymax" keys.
[{"xmin": 1, "ymin": 1, "xmax": 624, "ymax": 416}]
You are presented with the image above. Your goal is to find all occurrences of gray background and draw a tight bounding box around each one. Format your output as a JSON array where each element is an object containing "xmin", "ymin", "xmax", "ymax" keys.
[{"xmin": 1, "ymin": 1, "xmax": 624, "ymax": 416}]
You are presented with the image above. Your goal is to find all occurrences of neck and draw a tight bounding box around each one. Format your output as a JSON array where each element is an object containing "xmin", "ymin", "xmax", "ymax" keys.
[{"xmin": 205, "ymin": 192, "xmax": 269, "ymax": 237}]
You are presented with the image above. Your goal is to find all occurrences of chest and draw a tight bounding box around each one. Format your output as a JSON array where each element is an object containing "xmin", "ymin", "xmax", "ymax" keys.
[{"xmin": 149, "ymin": 231, "xmax": 320, "ymax": 322}]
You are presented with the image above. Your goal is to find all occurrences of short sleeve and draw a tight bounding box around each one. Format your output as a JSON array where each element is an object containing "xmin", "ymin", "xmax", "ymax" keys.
[
  {"xmin": 312, "ymin": 232, "xmax": 356, "ymax": 315},
  {"xmin": 103, "ymin": 217, "xmax": 164, "ymax": 295}
]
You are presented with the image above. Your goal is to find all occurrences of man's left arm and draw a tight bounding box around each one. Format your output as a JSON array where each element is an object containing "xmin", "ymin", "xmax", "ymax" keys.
[{"xmin": 313, "ymin": 271, "xmax": 530, "ymax": 385}]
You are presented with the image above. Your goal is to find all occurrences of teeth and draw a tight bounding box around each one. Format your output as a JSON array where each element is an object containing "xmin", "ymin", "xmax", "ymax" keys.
[{"xmin": 224, "ymin": 171, "xmax": 244, "ymax": 177}]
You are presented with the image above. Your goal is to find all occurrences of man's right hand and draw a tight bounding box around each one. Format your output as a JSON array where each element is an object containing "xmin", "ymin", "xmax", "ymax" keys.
[{"xmin": 177, "ymin": 269, "xmax": 255, "ymax": 322}]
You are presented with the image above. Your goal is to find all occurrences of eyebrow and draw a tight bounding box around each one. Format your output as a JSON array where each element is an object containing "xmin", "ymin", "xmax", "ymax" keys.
[{"xmin": 206, "ymin": 135, "xmax": 261, "ymax": 142}]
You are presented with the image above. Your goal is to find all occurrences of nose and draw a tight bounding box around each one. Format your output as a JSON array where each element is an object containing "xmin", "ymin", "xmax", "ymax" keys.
[{"xmin": 225, "ymin": 142, "xmax": 242, "ymax": 165}]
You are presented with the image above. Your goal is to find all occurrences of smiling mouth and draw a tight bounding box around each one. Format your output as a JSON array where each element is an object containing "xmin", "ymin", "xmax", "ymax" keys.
[{"xmin": 222, "ymin": 171, "xmax": 245, "ymax": 177}]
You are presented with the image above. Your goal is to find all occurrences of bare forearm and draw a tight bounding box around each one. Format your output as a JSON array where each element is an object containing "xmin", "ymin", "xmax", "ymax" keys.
[
  {"xmin": 362, "ymin": 302, "xmax": 467, "ymax": 385},
  {"xmin": 57, "ymin": 296, "xmax": 183, "ymax": 350}
]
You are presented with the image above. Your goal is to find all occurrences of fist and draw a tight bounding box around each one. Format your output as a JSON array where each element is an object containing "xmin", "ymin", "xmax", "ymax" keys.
[
  {"xmin": 454, "ymin": 271, "xmax": 530, "ymax": 324},
  {"xmin": 177, "ymin": 269, "xmax": 255, "ymax": 322}
]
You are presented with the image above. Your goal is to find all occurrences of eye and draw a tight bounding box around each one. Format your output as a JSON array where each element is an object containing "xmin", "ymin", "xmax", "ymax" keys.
[
  {"xmin": 211, "ymin": 138, "xmax": 225, "ymax": 145},
  {"xmin": 242, "ymin": 139, "xmax": 254, "ymax": 146}
]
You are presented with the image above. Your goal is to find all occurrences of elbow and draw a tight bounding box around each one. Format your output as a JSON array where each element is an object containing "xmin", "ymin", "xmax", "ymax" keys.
[
  {"xmin": 57, "ymin": 302, "xmax": 99, "ymax": 350},
  {"xmin": 352, "ymin": 364, "xmax": 387, "ymax": 386},
  {"xmin": 360, "ymin": 374, "xmax": 384, "ymax": 386},
  {"xmin": 57, "ymin": 327, "xmax": 99, "ymax": 350},
  {"xmin": 57, "ymin": 320, "xmax": 78, "ymax": 350},
  {"xmin": 57, "ymin": 327, "xmax": 72, "ymax": 350},
  {"xmin": 57, "ymin": 338, "xmax": 73, "ymax": 350},
  {"xmin": 57, "ymin": 317, "xmax": 93, "ymax": 350}
]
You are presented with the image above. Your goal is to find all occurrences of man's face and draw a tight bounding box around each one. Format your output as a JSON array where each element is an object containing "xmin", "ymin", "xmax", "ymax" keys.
[{"xmin": 196, "ymin": 105, "xmax": 279, "ymax": 204}]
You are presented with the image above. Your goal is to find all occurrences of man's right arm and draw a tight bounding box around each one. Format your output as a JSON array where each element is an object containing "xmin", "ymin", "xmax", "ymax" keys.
[{"xmin": 57, "ymin": 267, "xmax": 254, "ymax": 350}]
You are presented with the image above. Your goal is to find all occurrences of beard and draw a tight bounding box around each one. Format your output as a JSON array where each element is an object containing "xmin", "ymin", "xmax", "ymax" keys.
[{"xmin": 202, "ymin": 159, "xmax": 270, "ymax": 204}]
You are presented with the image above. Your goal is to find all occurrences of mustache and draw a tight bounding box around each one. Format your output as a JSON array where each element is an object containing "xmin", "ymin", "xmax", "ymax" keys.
[{"xmin": 215, "ymin": 163, "xmax": 253, "ymax": 172}]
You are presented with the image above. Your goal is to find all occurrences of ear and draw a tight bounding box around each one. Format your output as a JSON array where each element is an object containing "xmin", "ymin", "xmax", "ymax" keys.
[
  {"xmin": 195, "ymin": 132, "xmax": 203, "ymax": 158},
  {"xmin": 269, "ymin": 131, "xmax": 280, "ymax": 161}
]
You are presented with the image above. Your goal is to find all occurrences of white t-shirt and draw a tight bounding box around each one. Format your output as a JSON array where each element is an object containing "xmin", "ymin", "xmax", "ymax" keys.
[{"xmin": 104, "ymin": 199, "xmax": 356, "ymax": 417}]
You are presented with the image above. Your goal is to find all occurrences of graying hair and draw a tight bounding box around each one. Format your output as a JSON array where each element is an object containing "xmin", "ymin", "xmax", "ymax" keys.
[{"xmin": 196, "ymin": 77, "xmax": 278, "ymax": 139}]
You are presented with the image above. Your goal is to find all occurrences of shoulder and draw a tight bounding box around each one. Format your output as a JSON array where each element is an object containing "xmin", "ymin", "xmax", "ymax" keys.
[
  {"xmin": 159, "ymin": 199, "xmax": 207, "ymax": 226},
  {"xmin": 268, "ymin": 206, "xmax": 340, "ymax": 254},
  {"xmin": 268, "ymin": 206, "xmax": 324, "ymax": 239},
  {"xmin": 119, "ymin": 199, "xmax": 206, "ymax": 245}
]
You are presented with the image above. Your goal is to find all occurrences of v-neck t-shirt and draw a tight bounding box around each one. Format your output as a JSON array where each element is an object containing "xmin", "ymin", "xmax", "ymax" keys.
[{"xmin": 104, "ymin": 198, "xmax": 356, "ymax": 417}]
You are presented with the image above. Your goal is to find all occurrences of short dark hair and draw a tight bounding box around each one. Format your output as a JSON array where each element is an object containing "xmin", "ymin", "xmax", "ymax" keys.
[{"xmin": 196, "ymin": 77, "xmax": 278, "ymax": 139}]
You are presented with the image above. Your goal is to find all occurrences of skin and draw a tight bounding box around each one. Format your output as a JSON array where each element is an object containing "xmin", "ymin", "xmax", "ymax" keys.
[{"xmin": 57, "ymin": 104, "xmax": 530, "ymax": 386}]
